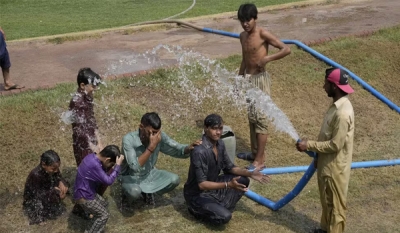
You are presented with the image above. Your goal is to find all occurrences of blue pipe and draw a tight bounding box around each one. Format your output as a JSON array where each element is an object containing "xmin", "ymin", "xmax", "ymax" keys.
[
  {"xmin": 201, "ymin": 28, "xmax": 400, "ymax": 113},
  {"xmin": 246, "ymin": 158, "xmax": 400, "ymax": 211},
  {"xmin": 245, "ymin": 160, "xmax": 317, "ymax": 210},
  {"xmin": 259, "ymin": 159, "xmax": 400, "ymax": 175},
  {"xmin": 202, "ymin": 28, "xmax": 240, "ymax": 38}
]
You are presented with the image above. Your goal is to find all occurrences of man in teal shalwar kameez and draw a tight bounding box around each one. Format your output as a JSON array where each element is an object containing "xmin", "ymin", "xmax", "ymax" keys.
[{"xmin": 120, "ymin": 112, "xmax": 201, "ymax": 204}]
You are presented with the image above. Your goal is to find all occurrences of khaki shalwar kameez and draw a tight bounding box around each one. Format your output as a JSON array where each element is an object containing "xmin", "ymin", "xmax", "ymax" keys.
[{"xmin": 307, "ymin": 96, "xmax": 354, "ymax": 233}]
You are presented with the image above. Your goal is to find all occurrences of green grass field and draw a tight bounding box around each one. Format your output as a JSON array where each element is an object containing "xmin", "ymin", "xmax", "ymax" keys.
[
  {"xmin": 0, "ymin": 0, "xmax": 304, "ymax": 40},
  {"xmin": 0, "ymin": 26, "xmax": 399, "ymax": 232}
]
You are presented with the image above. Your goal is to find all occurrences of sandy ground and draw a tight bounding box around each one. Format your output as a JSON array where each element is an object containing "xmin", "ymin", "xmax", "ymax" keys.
[{"xmin": 1, "ymin": 0, "xmax": 400, "ymax": 92}]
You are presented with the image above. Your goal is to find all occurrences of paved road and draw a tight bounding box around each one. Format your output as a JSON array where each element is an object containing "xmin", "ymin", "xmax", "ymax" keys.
[{"xmin": 1, "ymin": 0, "xmax": 400, "ymax": 94}]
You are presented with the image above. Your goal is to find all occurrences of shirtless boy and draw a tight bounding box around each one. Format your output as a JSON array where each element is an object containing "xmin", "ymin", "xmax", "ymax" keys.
[{"xmin": 237, "ymin": 3, "xmax": 291, "ymax": 170}]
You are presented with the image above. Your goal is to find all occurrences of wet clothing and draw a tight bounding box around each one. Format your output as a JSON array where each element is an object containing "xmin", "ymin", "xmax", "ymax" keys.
[
  {"xmin": 120, "ymin": 130, "xmax": 188, "ymax": 199},
  {"xmin": 307, "ymin": 96, "xmax": 354, "ymax": 233},
  {"xmin": 184, "ymin": 135, "xmax": 249, "ymax": 225},
  {"xmin": 23, "ymin": 165, "xmax": 69, "ymax": 225},
  {"xmin": 74, "ymin": 153, "xmax": 121, "ymax": 201},
  {"xmin": 245, "ymin": 71, "xmax": 271, "ymax": 96},
  {"xmin": 69, "ymin": 89, "xmax": 98, "ymax": 166},
  {"xmin": 245, "ymin": 71, "xmax": 271, "ymax": 154},
  {"xmin": 79, "ymin": 194, "xmax": 109, "ymax": 233},
  {"xmin": 0, "ymin": 32, "xmax": 11, "ymax": 69}
]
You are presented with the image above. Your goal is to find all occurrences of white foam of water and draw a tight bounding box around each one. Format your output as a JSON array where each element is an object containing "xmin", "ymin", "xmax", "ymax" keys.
[
  {"xmin": 60, "ymin": 110, "xmax": 74, "ymax": 125},
  {"xmin": 246, "ymin": 88, "xmax": 300, "ymax": 140}
]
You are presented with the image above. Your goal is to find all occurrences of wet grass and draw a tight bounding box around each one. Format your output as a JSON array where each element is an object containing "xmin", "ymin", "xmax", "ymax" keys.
[{"xmin": 0, "ymin": 26, "xmax": 399, "ymax": 232}]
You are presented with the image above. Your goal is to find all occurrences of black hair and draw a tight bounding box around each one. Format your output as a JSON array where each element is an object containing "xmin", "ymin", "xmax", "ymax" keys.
[
  {"xmin": 204, "ymin": 114, "xmax": 223, "ymax": 128},
  {"xmin": 237, "ymin": 3, "xmax": 258, "ymax": 22},
  {"xmin": 77, "ymin": 67, "xmax": 101, "ymax": 87},
  {"xmin": 99, "ymin": 145, "xmax": 120, "ymax": 163},
  {"xmin": 40, "ymin": 150, "xmax": 61, "ymax": 166},
  {"xmin": 325, "ymin": 67, "xmax": 336, "ymax": 79},
  {"xmin": 141, "ymin": 112, "xmax": 162, "ymax": 130}
]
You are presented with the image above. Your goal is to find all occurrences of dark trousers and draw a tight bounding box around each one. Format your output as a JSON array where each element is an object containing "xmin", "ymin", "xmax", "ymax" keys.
[{"xmin": 185, "ymin": 175, "xmax": 250, "ymax": 225}]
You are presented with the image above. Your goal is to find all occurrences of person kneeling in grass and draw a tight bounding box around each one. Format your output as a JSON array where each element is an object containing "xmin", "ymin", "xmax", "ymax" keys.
[
  {"xmin": 73, "ymin": 145, "xmax": 124, "ymax": 233},
  {"xmin": 23, "ymin": 150, "xmax": 69, "ymax": 225},
  {"xmin": 184, "ymin": 114, "xmax": 270, "ymax": 225}
]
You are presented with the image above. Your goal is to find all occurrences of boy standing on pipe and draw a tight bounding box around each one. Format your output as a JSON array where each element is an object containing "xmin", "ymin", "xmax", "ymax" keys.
[
  {"xmin": 236, "ymin": 3, "xmax": 291, "ymax": 170},
  {"xmin": 296, "ymin": 68, "xmax": 355, "ymax": 233}
]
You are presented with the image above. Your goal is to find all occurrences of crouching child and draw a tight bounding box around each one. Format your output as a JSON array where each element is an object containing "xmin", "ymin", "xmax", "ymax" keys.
[{"xmin": 73, "ymin": 145, "xmax": 124, "ymax": 233}]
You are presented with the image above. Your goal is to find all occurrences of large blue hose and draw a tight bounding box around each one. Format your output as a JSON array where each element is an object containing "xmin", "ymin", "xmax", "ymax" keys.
[
  {"xmin": 246, "ymin": 160, "xmax": 316, "ymax": 210},
  {"xmin": 258, "ymin": 158, "xmax": 400, "ymax": 175},
  {"xmin": 246, "ymin": 158, "xmax": 400, "ymax": 210}
]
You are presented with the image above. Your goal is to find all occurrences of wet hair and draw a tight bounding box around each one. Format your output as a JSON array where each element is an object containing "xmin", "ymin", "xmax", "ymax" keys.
[
  {"xmin": 40, "ymin": 150, "xmax": 61, "ymax": 166},
  {"xmin": 99, "ymin": 145, "xmax": 121, "ymax": 163},
  {"xmin": 204, "ymin": 114, "xmax": 223, "ymax": 128},
  {"xmin": 237, "ymin": 3, "xmax": 258, "ymax": 22},
  {"xmin": 141, "ymin": 112, "xmax": 162, "ymax": 130},
  {"xmin": 77, "ymin": 67, "xmax": 102, "ymax": 87}
]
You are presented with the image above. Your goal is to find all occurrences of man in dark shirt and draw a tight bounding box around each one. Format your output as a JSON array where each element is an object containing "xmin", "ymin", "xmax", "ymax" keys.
[{"xmin": 184, "ymin": 114, "xmax": 269, "ymax": 225}]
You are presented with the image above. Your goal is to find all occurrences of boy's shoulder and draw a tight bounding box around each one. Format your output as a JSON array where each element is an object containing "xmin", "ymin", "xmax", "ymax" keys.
[{"xmin": 70, "ymin": 92, "xmax": 84, "ymax": 104}]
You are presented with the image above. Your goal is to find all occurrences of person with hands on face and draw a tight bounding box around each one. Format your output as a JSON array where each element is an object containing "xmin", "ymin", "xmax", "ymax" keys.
[
  {"xmin": 23, "ymin": 150, "xmax": 69, "ymax": 225},
  {"xmin": 184, "ymin": 114, "xmax": 269, "ymax": 225},
  {"xmin": 73, "ymin": 145, "xmax": 124, "ymax": 233},
  {"xmin": 296, "ymin": 68, "xmax": 355, "ymax": 233},
  {"xmin": 120, "ymin": 112, "xmax": 201, "ymax": 206},
  {"xmin": 235, "ymin": 3, "xmax": 291, "ymax": 171}
]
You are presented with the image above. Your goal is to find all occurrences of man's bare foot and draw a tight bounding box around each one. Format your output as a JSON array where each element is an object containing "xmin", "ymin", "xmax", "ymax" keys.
[
  {"xmin": 247, "ymin": 162, "xmax": 266, "ymax": 170},
  {"xmin": 4, "ymin": 83, "xmax": 25, "ymax": 91}
]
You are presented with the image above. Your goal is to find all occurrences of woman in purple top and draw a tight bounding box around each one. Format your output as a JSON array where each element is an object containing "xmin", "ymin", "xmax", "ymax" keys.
[
  {"xmin": 23, "ymin": 150, "xmax": 69, "ymax": 225},
  {"xmin": 74, "ymin": 145, "xmax": 124, "ymax": 233},
  {"xmin": 69, "ymin": 67, "xmax": 104, "ymax": 166}
]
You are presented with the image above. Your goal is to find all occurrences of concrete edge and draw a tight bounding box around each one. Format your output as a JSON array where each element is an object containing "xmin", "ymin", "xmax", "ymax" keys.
[
  {"xmin": 0, "ymin": 29, "xmax": 379, "ymax": 97},
  {"xmin": 7, "ymin": 0, "xmax": 330, "ymax": 44}
]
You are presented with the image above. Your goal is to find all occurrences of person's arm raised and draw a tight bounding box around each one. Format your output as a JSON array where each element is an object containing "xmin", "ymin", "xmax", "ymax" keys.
[{"xmin": 138, "ymin": 130, "xmax": 161, "ymax": 166}]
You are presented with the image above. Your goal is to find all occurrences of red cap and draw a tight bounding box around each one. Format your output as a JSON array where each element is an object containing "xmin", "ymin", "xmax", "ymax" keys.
[{"xmin": 326, "ymin": 68, "xmax": 354, "ymax": 94}]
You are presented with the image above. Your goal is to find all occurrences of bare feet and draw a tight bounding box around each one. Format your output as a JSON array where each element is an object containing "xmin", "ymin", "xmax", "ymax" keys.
[
  {"xmin": 247, "ymin": 161, "xmax": 266, "ymax": 170},
  {"xmin": 4, "ymin": 83, "xmax": 25, "ymax": 91}
]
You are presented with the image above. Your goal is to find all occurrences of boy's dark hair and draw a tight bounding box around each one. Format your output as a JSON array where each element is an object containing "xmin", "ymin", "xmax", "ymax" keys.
[
  {"xmin": 141, "ymin": 112, "xmax": 162, "ymax": 130},
  {"xmin": 237, "ymin": 3, "xmax": 258, "ymax": 22},
  {"xmin": 99, "ymin": 145, "xmax": 120, "ymax": 163},
  {"xmin": 77, "ymin": 67, "xmax": 102, "ymax": 86},
  {"xmin": 41, "ymin": 150, "xmax": 61, "ymax": 166},
  {"xmin": 204, "ymin": 114, "xmax": 223, "ymax": 128}
]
